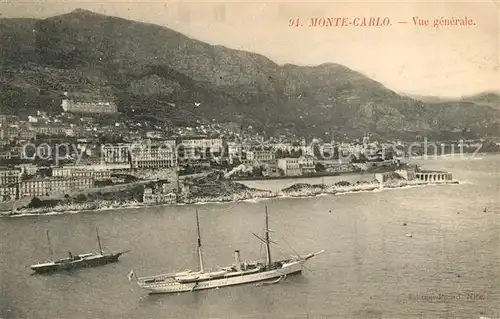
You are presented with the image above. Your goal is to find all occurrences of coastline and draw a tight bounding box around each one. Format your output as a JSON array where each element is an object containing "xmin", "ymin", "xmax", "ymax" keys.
[
  {"xmin": 228, "ymin": 165, "xmax": 406, "ymax": 182},
  {"xmin": 228, "ymin": 172, "xmax": 340, "ymax": 181},
  {"xmin": 3, "ymin": 179, "xmax": 460, "ymax": 217}
]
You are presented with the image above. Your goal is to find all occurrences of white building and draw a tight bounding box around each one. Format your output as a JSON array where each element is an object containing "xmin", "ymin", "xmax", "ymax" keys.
[
  {"xmin": 15, "ymin": 164, "xmax": 38, "ymax": 176},
  {"xmin": 298, "ymin": 155, "xmax": 316, "ymax": 174},
  {"xmin": 143, "ymin": 189, "xmax": 177, "ymax": 204},
  {"xmin": 0, "ymin": 185, "xmax": 17, "ymax": 202},
  {"xmin": 0, "ymin": 168, "xmax": 21, "ymax": 186},
  {"xmin": 227, "ymin": 142, "xmax": 254, "ymax": 163},
  {"xmin": 61, "ymin": 99, "xmax": 118, "ymax": 114},
  {"xmin": 180, "ymin": 137, "xmax": 223, "ymax": 160},
  {"xmin": 277, "ymin": 158, "xmax": 302, "ymax": 176},
  {"xmin": 227, "ymin": 142, "xmax": 242, "ymax": 163},
  {"xmin": 246, "ymin": 149, "xmax": 275, "ymax": 164},
  {"xmin": 101, "ymin": 144, "xmax": 131, "ymax": 164},
  {"xmin": 51, "ymin": 166, "xmax": 111, "ymax": 181},
  {"xmin": 273, "ymin": 142, "xmax": 313, "ymax": 157},
  {"xmin": 130, "ymin": 141, "xmax": 177, "ymax": 169},
  {"xmin": 28, "ymin": 116, "xmax": 38, "ymax": 123},
  {"xmin": 19, "ymin": 177, "xmax": 94, "ymax": 198}
]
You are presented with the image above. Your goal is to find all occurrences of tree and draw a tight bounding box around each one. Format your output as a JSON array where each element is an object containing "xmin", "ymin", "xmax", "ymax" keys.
[
  {"xmin": 335, "ymin": 181, "xmax": 350, "ymax": 187},
  {"xmin": 75, "ymin": 194, "xmax": 87, "ymax": 203},
  {"xmin": 253, "ymin": 166, "xmax": 264, "ymax": 177},
  {"xmin": 28, "ymin": 197, "xmax": 44, "ymax": 208},
  {"xmin": 232, "ymin": 158, "xmax": 242, "ymax": 166},
  {"xmin": 315, "ymin": 162, "xmax": 326, "ymax": 172},
  {"xmin": 313, "ymin": 144, "xmax": 322, "ymax": 158},
  {"xmin": 352, "ymin": 153, "xmax": 368, "ymax": 163}
]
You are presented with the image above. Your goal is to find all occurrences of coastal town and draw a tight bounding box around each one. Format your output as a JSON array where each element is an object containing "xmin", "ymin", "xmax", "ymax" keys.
[
  {"xmin": 1, "ymin": 4, "xmax": 498, "ymax": 319},
  {"xmin": 0, "ymin": 94, "xmax": 490, "ymax": 214}
]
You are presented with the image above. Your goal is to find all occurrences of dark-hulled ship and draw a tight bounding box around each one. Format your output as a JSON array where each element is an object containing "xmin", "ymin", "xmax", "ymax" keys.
[{"xmin": 30, "ymin": 229, "xmax": 129, "ymax": 274}]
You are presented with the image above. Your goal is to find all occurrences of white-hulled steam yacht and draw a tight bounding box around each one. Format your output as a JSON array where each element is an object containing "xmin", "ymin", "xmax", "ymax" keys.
[{"xmin": 129, "ymin": 206, "xmax": 324, "ymax": 294}]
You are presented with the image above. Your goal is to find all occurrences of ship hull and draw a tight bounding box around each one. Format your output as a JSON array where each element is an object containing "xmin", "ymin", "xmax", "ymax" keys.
[
  {"xmin": 31, "ymin": 253, "xmax": 124, "ymax": 274},
  {"xmin": 140, "ymin": 261, "xmax": 303, "ymax": 294}
]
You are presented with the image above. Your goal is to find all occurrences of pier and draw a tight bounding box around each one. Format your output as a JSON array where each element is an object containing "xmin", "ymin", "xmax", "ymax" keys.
[
  {"xmin": 414, "ymin": 171, "xmax": 453, "ymax": 182},
  {"xmin": 374, "ymin": 168, "xmax": 453, "ymax": 184}
]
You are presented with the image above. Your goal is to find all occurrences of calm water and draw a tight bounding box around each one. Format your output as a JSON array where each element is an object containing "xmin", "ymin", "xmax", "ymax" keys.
[{"xmin": 0, "ymin": 155, "xmax": 499, "ymax": 319}]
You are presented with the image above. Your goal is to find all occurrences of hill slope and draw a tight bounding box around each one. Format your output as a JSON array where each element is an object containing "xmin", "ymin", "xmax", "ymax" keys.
[
  {"xmin": 0, "ymin": 9, "xmax": 498, "ymax": 139},
  {"xmin": 461, "ymin": 92, "xmax": 500, "ymax": 109}
]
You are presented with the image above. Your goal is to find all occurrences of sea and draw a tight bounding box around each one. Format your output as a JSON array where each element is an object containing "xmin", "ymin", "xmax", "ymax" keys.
[{"xmin": 0, "ymin": 154, "xmax": 499, "ymax": 319}]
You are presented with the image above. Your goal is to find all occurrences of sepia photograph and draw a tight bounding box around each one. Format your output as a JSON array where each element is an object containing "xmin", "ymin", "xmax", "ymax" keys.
[{"xmin": 0, "ymin": 0, "xmax": 498, "ymax": 318}]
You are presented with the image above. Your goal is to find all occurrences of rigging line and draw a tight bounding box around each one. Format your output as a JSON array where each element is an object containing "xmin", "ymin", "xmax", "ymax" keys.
[
  {"xmin": 202, "ymin": 241, "xmax": 251, "ymax": 247},
  {"xmin": 271, "ymin": 242, "xmax": 289, "ymax": 255},
  {"xmin": 175, "ymin": 259, "xmax": 188, "ymax": 273},
  {"xmin": 280, "ymin": 235, "xmax": 302, "ymax": 258},
  {"xmin": 257, "ymin": 228, "xmax": 265, "ymax": 260},
  {"xmin": 259, "ymin": 239, "xmax": 263, "ymax": 260}
]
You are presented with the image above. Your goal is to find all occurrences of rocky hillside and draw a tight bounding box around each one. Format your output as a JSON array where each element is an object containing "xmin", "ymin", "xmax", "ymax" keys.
[{"xmin": 1, "ymin": 9, "xmax": 498, "ymax": 139}]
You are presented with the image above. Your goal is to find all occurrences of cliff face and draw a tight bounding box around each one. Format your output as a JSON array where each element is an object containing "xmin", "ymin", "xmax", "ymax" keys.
[{"xmin": 1, "ymin": 9, "xmax": 498, "ymax": 138}]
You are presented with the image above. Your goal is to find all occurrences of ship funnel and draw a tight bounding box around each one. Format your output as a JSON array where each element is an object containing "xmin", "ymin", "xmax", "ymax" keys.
[{"xmin": 234, "ymin": 250, "xmax": 241, "ymax": 271}]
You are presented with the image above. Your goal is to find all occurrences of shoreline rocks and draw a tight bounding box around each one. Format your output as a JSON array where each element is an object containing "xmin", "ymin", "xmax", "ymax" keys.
[{"xmin": 3, "ymin": 179, "xmax": 459, "ymax": 216}]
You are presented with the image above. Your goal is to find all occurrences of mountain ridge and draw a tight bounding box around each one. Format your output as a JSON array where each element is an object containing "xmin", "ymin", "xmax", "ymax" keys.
[
  {"xmin": 0, "ymin": 9, "xmax": 498, "ymax": 139},
  {"xmin": 405, "ymin": 91, "xmax": 500, "ymax": 113}
]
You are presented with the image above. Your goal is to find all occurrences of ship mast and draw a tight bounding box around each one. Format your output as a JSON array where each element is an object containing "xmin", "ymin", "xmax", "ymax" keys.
[
  {"xmin": 46, "ymin": 230, "xmax": 54, "ymax": 259},
  {"xmin": 96, "ymin": 228, "xmax": 103, "ymax": 255},
  {"xmin": 196, "ymin": 208, "xmax": 205, "ymax": 273},
  {"xmin": 265, "ymin": 205, "xmax": 272, "ymax": 268}
]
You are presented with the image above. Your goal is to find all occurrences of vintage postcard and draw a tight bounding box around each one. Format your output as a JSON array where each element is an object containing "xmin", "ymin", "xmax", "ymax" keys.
[{"xmin": 0, "ymin": 0, "xmax": 498, "ymax": 318}]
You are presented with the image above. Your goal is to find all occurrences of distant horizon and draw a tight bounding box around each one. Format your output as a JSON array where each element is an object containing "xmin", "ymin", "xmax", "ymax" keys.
[{"xmin": 0, "ymin": 2, "xmax": 498, "ymax": 98}]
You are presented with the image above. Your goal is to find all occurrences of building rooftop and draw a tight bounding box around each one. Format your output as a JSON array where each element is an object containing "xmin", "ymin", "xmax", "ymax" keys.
[{"xmin": 416, "ymin": 170, "xmax": 450, "ymax": 174}]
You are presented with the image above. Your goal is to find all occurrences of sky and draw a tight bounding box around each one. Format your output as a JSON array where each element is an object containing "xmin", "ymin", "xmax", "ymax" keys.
[{"xmin": 0, "ymin": 0, "xmax": 498, "ymax": 97}]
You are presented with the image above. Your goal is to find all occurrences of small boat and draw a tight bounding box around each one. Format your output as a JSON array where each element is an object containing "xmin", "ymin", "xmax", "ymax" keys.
[
  {"xmin": 130, "ymin": 206, "xmax": 325, "ymax": 294},
  {"xmin": 208, "ymin": 270, "xmax": 228, "ymax": 278},
  {"xmin": 30, "ymin": 228, "xmax": 129, "ymax": 274},
  {"xmin": 174, "ymin": 274, "xmax": 200, "ymax": 283},
  {"xmin": 256, "ymin": 275, "xmax": 286, "ymax": 286}
]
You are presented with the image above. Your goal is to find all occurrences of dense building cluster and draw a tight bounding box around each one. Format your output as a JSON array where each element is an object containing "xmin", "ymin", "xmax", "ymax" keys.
[{"xmin": 0, "ymin": 106, "xmax": 493, "ymax": 204}]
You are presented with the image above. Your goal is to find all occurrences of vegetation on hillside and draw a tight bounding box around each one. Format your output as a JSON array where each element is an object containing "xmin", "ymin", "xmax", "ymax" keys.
[{"xmin": 0, "ymin": 10, "xmax": 498, "ymax": 139}]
